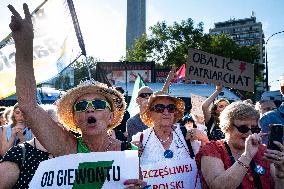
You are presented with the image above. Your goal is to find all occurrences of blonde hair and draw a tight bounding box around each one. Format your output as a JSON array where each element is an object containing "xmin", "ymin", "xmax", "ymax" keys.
[{"xmin": 219, "ymin": 101, "xmax": 259, "ymax": 133}]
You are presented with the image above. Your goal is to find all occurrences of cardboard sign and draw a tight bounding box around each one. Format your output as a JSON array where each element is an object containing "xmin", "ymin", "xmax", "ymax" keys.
[
  {"xmin": 190, "ymin": 93, "xmax": 212, "ymax": 117},
  {"xmin": 29, "ymin": 151, "xmax": 139, "ymax": 189},
  {"xmin": 140, "ymin": 158, "xmax": 201, "ymax": 189},
  {"xmin": 186, "ymin": 48, "xmax": 254, "ymax": 92}
]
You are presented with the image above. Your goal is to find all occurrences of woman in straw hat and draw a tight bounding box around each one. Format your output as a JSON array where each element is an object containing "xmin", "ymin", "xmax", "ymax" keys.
[
  {"xmin": 132, "ymin": 91, "xmax": 208, "ymax": 188},
  {"xmin": 8, "ymin": 4, "xmax": 146, "ymax": 188}
]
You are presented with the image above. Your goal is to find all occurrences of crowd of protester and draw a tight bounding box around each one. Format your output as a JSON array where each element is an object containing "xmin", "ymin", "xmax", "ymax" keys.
[{"xmin": 0, "ymin": 3, "xmax": 283, "ymax": 189}]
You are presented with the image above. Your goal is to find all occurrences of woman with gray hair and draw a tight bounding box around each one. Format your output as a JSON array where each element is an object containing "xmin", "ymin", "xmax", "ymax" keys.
[{"xmin": 196, "ymin": 101, "xmax": 284, "ymax": 189}]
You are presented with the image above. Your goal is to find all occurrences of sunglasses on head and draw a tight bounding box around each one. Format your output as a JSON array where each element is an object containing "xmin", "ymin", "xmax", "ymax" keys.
[
  {"xmin": 138, "ymin": 93, "xmax": 153, "ymax": 98},
  {"xmin": 73, "ymin": 99, "xmax": 111, "ymax": 112},
  {"xmin": 150, "ymin": 104, "xmax": 176, "ymax": 113},
  {"xmin": 232, "ymin": 123, "xmax": 261, "ymax": 134}
]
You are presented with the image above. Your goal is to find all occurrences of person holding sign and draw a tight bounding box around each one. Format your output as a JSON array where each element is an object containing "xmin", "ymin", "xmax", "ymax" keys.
[
  {"xmin": 196, "ymin": 101, "xmax": 284, "ymax": 189},
  {"xmin": 132, "ymin": 91, "xmax": 205, "ymax": 189},
  {"xmin": 202, "ymin": 83, "xmax": 229, "ymax": 140},
  {"xmin": 8, "ymin": 4, "xmax": 146, "ymax": 188}
]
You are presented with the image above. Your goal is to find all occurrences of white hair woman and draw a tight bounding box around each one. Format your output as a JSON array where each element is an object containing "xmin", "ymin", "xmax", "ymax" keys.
[
  {"xmin": 132, "ymin": 91, "xmax": 208, "ymax": 188},
  {"xmin": 196, "ymin": 101, "xmax": 284, "ymax": 189}
]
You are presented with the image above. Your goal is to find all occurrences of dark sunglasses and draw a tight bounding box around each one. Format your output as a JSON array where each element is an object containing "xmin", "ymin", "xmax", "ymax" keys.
[
  {"xmin": 232, "ymin": 124, "xmax": 261, "ymax": 134},
  {"xmin": 73, "ymin": 99, "xmax": 111, "ymax": 112},
  {"xmin": 150, "ymin": 104, "xmax": 176, "ymax": 113},
  {"xmin": 138, "ymin": 93, "xmax": 153, "ymax": 98}
]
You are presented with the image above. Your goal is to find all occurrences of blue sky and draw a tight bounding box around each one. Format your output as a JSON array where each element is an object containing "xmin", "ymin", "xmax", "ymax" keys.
[{"xmin": 0, "ymin": 0, "xmax": 283, "ymax": 91}]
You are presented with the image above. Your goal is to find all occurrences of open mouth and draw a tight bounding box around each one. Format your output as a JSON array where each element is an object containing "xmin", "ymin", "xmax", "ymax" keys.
[{"xmin": 87, "ymin": 117, "xmax": 97, "ymax": 125}]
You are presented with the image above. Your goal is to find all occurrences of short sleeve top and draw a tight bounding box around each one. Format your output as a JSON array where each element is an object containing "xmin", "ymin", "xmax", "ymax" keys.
[
  {"xmin": 1, "ymin": 143, "xmax": 49, "ymax": 189},
  {"xmin": 195, "ymin": 140, "xmax": 274, "ymax": 189}
]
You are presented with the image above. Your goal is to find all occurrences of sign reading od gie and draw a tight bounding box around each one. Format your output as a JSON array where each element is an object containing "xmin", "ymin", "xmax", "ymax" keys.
[
  {"xmin": 186, "ymin": 48, "xmax": 254, "ymax": 92},
  {"xmin": 29, "ymin": 151, "xmax": 139, "ymax": 189}
]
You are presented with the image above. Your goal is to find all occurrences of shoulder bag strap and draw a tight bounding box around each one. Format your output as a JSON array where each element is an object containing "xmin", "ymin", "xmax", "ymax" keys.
[
  {"xmin": 180, "ymin": 126, "xmax": 195, "ymax": 158},
  {"xmin": 249, "ymin": 160, "xmax": 263, "ymax": 189},
  {"xmin": 224, "ymin": 141, "xmax": 243, "ymax": 189},
  {"xmin": 19, "ymin": 143, "xmax": 26, "ymax": 169}
]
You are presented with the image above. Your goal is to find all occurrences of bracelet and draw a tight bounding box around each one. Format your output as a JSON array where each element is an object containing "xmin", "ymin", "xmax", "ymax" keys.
[{"xmin": 237, "ymin": 159, "xmax": 250, "ymax": 170}]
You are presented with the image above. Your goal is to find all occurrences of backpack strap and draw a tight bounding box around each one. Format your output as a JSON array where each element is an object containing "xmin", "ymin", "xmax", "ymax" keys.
[
  {"xmin": 19, "ymin": 143, "xmax": 26, "ymax": 169},
  {"xmin": 180, "ymin": 126, "xmax": 195, "ymax": 158}
]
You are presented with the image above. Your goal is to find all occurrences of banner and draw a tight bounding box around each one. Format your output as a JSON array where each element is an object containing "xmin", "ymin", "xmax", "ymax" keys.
[
  {"xmin": 186, "ymin": 48, "xmax": 254, "ymax": 92},
  {"xmin": 96, "ymin": 62, "xmax": 155, "ymax": 85},
  {"xmin": 127, "ymin": 74, "xmax": 147, "ymax": 117},
  {"xmin": 29, "ymin": 151, "xmax": 139, "ymax": 188},
  {"xmin": 190, "ymin": 93, "xmax": 212, "ymax": 117},
  {"xmin": 140, "ymin": 158, "xmax": 201, "ymax": 189},
  {"xmin": 0, "ymin": 0, "xmax": 80, "ymax": 99}
]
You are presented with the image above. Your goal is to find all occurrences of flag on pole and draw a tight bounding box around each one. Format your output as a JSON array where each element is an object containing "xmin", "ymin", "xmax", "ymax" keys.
[
  {"xmin": 0, "ymin": 0, "xmax": 81, "ymax": 99},
  {"xmin": 127, "ymin": 74, "xmax": 147, "ymax": 118},
  {"xmin": 172, "ymin": 64, "xmax": 186, "ymax": 83}
]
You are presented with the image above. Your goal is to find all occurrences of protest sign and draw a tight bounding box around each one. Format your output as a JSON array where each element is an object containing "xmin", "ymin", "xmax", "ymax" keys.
[
  {"xmin": 186, "ymin": 48, "xmax": 254, "ymax": 92},
  {"xmin": 190, "ymin": 93, "xmax": 212, "ymax": 117},
  {"xmin": 140, "ymin": 158, "xmax": 201, "ymax": 189},
  {"xmin": 29, "ymin": 151, "xmax": 139, "ymax": 189}
]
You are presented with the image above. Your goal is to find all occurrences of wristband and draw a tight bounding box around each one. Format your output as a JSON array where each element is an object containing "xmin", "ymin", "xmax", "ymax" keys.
[{"xmin": 237, "ymin": 159, "xmax": 249, "ymax": 170}]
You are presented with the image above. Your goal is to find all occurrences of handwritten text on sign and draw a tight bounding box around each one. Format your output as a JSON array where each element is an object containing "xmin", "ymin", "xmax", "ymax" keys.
[{"xmin": 186, "ymin": 48, "xmax": 254, "ymax": 92}]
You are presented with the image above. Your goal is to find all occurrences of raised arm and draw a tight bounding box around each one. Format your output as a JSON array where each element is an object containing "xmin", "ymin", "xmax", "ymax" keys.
[
  {"xmin": 161, "ymin": 67, "xmax": 177, "ymax": 93},
  {"xmin": 202, "ymin": 83, "xmax": 223, "ymax": 124},
  {"xmin": 8, "ymin": 4, "xmax": 76, "ymax": 156}
]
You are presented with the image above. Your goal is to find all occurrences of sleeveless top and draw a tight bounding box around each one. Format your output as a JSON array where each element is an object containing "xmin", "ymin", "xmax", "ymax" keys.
[{"xmin": 76, "ymin": 137, "xmax": 135, "ymax": 153}]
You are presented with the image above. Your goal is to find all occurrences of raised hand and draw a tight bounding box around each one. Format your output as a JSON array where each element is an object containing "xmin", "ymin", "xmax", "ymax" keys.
[{"xmin": 8, "ymin": 3, "xmax": 34, "ymax": 46}]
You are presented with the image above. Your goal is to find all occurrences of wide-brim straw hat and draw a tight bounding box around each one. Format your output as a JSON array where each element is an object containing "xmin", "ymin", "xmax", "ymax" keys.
[
  {"xmin": 141, "ymin": 91, "xmax": 185, "ymax": 127},
  {"xmin": 57, "ymin": 80, "xmax": 126, "ymax": 133}
]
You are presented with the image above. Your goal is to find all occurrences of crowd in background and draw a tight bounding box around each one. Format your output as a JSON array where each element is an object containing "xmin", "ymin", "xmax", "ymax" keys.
[{"xmin": 0, "ymin": 3, "xmax": 284, "ymax": 189}]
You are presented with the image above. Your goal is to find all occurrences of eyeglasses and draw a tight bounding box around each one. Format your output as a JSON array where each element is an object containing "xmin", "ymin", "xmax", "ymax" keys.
[
  {"xmin": 73, "ymin": 99, "xmax": 111, "ymax": 112},
  {"xmin": 150, "ymin": 104, "xmax": 176, "ymax": 113},
  {"xmin": 232, "ymin": 123, "xmax": 261, "ymax": 134},
  {"xmin": 138, "ymin": 93, "xmax": 153, "ymax": 98}
]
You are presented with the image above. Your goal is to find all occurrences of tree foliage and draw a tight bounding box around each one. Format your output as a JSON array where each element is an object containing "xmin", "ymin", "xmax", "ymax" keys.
[{"xmin": 123, "ymin": 18, "xmax": 263, "ymax": 100}]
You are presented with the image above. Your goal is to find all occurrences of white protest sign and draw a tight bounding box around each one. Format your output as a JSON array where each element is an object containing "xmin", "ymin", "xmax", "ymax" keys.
[
  {"xmin": 29, "ymin": 151, "xmax": 139, "ymax": 189},
  {"xmin": 186, "ymin": 48, "xmax": 254, "ymax": 92},
  {"xmin": 140, "ymin": 158, "xmax": 201, "ymax": 189},
  {"xmin": 190, "ymin": 93, "xmax": 212, "ymax": 117}
]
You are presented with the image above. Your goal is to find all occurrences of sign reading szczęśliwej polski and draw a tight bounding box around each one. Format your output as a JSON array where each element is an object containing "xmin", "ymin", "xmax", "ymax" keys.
[
  {"xmin": 186, "ymin": 48, "xmax": 254, "ymax": 92},
  {"xmin": 29, "ymin": 151, "xmax": 139, "ymax": 189}
]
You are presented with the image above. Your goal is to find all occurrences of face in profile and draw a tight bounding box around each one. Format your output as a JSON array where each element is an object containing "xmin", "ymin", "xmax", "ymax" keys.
[{"xmin": 216, "ymin": 100, "xmax": 229, "ymax": 113}]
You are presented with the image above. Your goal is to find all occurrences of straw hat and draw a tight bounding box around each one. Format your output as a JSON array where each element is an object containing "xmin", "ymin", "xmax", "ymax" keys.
[
  {"xmin": 140, "ymin": 91, "xmax": 185, "ymax": 127},
  {"xmin": 57, "ymin": 80, "xmax": 126, "ymax": 133}
]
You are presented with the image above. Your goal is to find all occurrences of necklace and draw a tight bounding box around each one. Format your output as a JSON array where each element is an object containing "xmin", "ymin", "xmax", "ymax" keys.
[{"xmin": 158, "ymin": 132, "xmax": 172, "ymax": 144}]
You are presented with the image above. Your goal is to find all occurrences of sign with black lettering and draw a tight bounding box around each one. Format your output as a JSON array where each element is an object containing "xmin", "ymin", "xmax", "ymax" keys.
[
  {"xmin": 29, "ymin": 151, "xmax": 139, "ymax": 188},
  {"xmin": 186, "ymin": 48, "xmax": 254, "ymax": 92},
  {"xmin": 140, "ymin": 158, "xmax": 201, "ymax": 189}
]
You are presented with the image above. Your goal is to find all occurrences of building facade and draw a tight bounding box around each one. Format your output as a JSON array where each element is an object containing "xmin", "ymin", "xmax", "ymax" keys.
[
  {"xmin": 126, "ymin": 0, "xmax": 146, "ymax": 50},
  {"xmin": 209, "ymin": 15, "xmax": 265, "ymax": 97}
]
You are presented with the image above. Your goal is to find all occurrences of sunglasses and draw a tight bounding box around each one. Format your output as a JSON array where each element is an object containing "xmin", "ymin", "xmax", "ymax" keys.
[
  {"xmin": 232, "ymin": 123, "xmax": 261, "ymax": 134},
  {"xmin": 74, "ymin": 99, "xmax": 111, "ymax": 112},
  {"xmin": 150, "ymin": 104, "xmax": 176, "ymax": 113},
  {"xmin": 138, "ymin": 93, "xmax": 153, "ymax": 98}
]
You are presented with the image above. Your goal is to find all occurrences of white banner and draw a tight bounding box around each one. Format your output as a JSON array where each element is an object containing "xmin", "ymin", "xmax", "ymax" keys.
[
  {"xmin": 29, "ymin": 151, "xmax": 139, "ymax": 189},
  {"xmin": 190, "ymin": 93, "xmax": 212, "ymax": 117},
  {"xmin": 140, "ymin": 158, "xmax": 201, "ymax": 189},
  {"xmin": 0, "ymin": 0, "xmax": 80, "ymax": 99}
]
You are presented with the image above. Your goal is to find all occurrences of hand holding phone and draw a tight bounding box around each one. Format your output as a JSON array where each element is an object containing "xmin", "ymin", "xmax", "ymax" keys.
[{"xmin": 267, "ymin": 124, "xmax": 283, "ymax": 151}]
